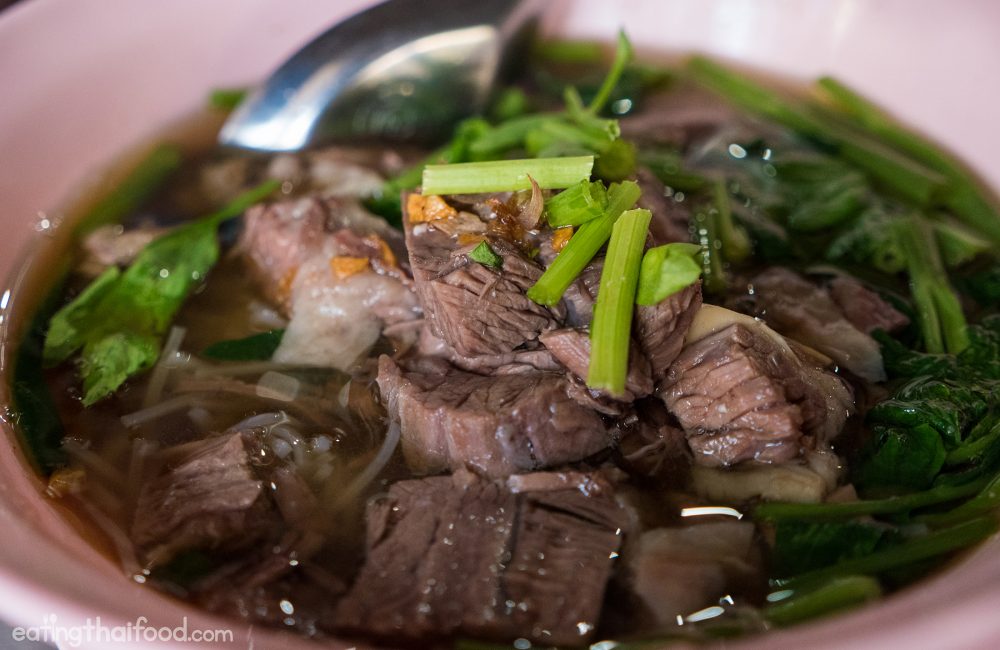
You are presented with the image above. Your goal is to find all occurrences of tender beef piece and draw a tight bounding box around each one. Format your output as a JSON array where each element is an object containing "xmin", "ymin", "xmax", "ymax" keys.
[
  {"xmin": 377, "ymin": 356, "xmax": 611, "ymax": 478},
  {"xmin": 539, "ymin": 327, "xmax": 654, "ymax": 400},
  {"xmin": 416, "ymin": 325, "xmax": 561, "ymax": 375},
  {"xmin": 751, "ymin": 268, "xmax": 886, "ymax": 382},
  {"xmin": 829, "ymin": 275, "xmax": 910, "ymax": 334},
  {"xmin": 636, "ymin": 167, "xmax": 693, "ymax": 245},
  {"xmin": 240, "ymin": 195, "xmax": 407, "ymax": 311},
  {"xmin": 404, "ymin": 199, "xmax": 563, "ymax": 357},
  {"xmin": 333, "ymin": 471, "xmax": 627, "ymax": 645},
  {"xmin": 131, "ymin": 433, "xmax": 273, "ymax": 567},
  {"xmin": 560, "ymin": 258, "xmax": 603, "ymax": 327},
  {"xmin": 239, "ymin": 195, "xmax": 420, "ymax": 369},
  {"xmin": 627, "ymin": 521, "xmax": 763, "ymax": 626},
  {"xmin": 662, "ymin": 322, "xmax": 853, "ymax": 467},
  {"xmin": 634, "ymin": 281, "xmax": 703, "ymax": 383},
  {"xmin": 616, "ymin": 398, "xmax": 691, "ymax": 484},
  {"xmin": 79, "ymin": 223, "xmax": 164, "ymax": 276}
]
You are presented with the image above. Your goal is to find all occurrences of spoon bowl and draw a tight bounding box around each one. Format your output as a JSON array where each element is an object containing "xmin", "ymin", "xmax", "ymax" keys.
[{"xmin": 219, "ymin": 0, "xmax": 538, "ymax": 151}]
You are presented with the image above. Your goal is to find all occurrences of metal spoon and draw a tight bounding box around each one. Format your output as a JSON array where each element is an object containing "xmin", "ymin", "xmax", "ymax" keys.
[{"xmin": 218, "ymin": 0, "xmax": 538, "ymax": 152}]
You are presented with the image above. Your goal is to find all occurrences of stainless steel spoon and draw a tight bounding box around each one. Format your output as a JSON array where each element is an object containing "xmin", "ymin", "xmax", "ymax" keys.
[{"xmin": 218, "ymin": 0, "xmax": 538, "ymax": 152}]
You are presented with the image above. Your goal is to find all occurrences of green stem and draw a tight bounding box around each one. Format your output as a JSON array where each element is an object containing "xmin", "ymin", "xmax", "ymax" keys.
[
  {"xmin": 421, "ymin": 156, "xmax": 594, "ymax": 195},
  {"xmin": 765, "ymin": 576, "xmax": 882, "ymax": 627},
  {"xmin": 527, "ymin": 180, "xmax": 641, "ymax": 306},
  {"xmin": 587, "ymin": 30, "xmax": 633, "ymax": 114},
  {"xmin": 587, "ymin": 208, "xmax": 651, "ymax": 396}
]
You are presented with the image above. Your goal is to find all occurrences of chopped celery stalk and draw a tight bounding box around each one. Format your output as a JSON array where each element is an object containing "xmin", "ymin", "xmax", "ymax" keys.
[
  {"xmin": 587, "ymin": 30, "xmax": 634, "ymax": 114},
  {"xmin": 896, "ymin": 214, "xmax": 970, "ymax": 354},
  {"xmin": 545, "ymin": 180, "xmax": 609, "ymax": 227},
  {"xmin": 711, "ymin": 181, "xmax": 751, "ymax": 262},
  {"xmin": 468, "ymin": 241, "xmax": 502, "ymax": 268},
  {"xmin": 754, "ymin": 476, "xmax": 989, "ymax": 522},
  {"xmin": 694, "ymin": 204, "xmax": 727, "ymax": 295},
  {"xmin": 687, "ymin": 56, "xmax": 946, "ymax": 207},
  {"xmin": 587, "ymin": 208, "xmax": 652, "ymax": 396},
  {"xmin": 527, "ymin": 180, "xmax": 641, "ymax": 306},
  {"xmin": 467, "ymin": 114, "xmax": 556, "ymax": 157},
  {"xmin": 78, "ymin": 144, "xmax": 182, "ymax": 234},
  {"xmin": 765, "ymin": 576, "xmax": 882, "ymax": 627},
  {"xmin": 816, "ymin": 76, "xmax": 1000, "ymax": 246},
  {"xmin": 208, "ymin": 87, "xmax": 248, "ymax": 111},
  {"xmin": 421, "ymin": 156, "xmax": 594, "ymax": 195},
  {"xmin": 636, "ymin": 243, "xmax": 702, "ymax": 305},
  {"xmin": 775, "ymin": 517, "xmax": 998, "ymax": 590}
]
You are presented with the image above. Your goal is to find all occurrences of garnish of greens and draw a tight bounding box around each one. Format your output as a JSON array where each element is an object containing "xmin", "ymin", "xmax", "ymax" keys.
[
  {"xmin": 43, "ymin": 180, "xmax": 281, "ymax": 405},
  {"xmin": 467, "ymin": 241, "xmax": 503, "ymax": 269},
  {"xmin": 201, "ymin": 329, "xmax": 285, "ymax": 362},
  {"xmin": 421, "ymin": 156, "xmax": 594, "ymax": 195},
  {"xmin": 587, "ymin": 208, "xmax": 651, "ymax": 396},
  {"xmin": 636, "ymin": 242, "xmax": 703, "ymax": 305},
  {"xmin": 76, "ymin": 144, "xmax": 182, "ymax": 234}
]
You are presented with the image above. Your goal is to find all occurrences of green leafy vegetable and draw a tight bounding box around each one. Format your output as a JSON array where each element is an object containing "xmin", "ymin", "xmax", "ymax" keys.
[
  {"xmin": 201, "ymin": 329, "xmax": 285, "ymax": 362},
  {"xmin": 816, "ymin": 76, "xmax": 1000, "ymax": 247},
  {"xmin": 587, "ymin": 208, "xmax": 651, "ymax": 396},
  {"xmin": 636, "ymin": 243, "xmax": 702, "ymax": 305},
  {"xmin": 854, "ymin": 424, "xmax": 946, "ymax": 492},
  {"xmin": 421, "ymin": 156, "xmax": 594, "ymax": 195},
  {"xmin": 895, "ymin": 213, "xmax": 969, "ymax": 354},
  {"xmin": 766, "ymin": 576, "xmax": 882, "ymax": 627},
  {"xmin": 545, "ymin": 179, "xmax": 608, "ymax": 227},
  {"xmin": 868, "ymin": 377, "xmax": 991, "ymax": 447},
  {"xmin": 77, "ymin": 145, "xmax": 182, "ymax": 234},
  {"xmin": 772, "ymin": 521, "xmax": 886, "ymax": 577},
  {"xmin": 775, "ymin": 517, "xmax": 997, "ymax": 590},
  {"xmin": 467, "ymin": 241, "xmax": 503, "ymax": 269},
  {"xmin": 43, "ymin": 180, "xmax": 281, "ymax": 405},
  {"xmin": 527, "ymin": 180, "xmax": 641, "ymax": 306},
  {"xmin": 688, "ymin": 56, "xmax": 947, "ymax": 207}
]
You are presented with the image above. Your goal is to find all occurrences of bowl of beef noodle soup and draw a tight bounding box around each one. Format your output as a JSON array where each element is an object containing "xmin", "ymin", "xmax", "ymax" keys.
[{"xmin": 1, "ymin": 1, "xmax": 1000, "ymax": 649}]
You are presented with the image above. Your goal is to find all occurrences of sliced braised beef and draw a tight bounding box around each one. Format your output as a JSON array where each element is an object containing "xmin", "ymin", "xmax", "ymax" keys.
[
  {"xmin": 377, "ymin": 355, "xmax": 610, "ymax": 478},
  {"xmin": 539, "ymin": 327, "xmax": 654, "ymax": 401},
  {"xmin": 635, "ymin": 281, "xmax": 703, "ymax": 382},
  {"xmin": 404, "ymin": 194, "xmax": 563, "ymax": 357},
  {"xmin": 662, "ymin": 310, "xmax": 854, "ymax": 467},
  {"xmin": 131, "ymin": 433, "xmax": 275, "ymax": 567},
  {"xmin": 616, "ymin": 398, "xmax": 691, "ymax": 484},
  {"xmin": 416, "ymin": 326, "xmax": 561, "ymax": 375},
  {"xmin": 751, "ymin": 268, "xmax": 886, "ymax": 381},
  {"xmin": 627, "ymin": 521, "xmax": 763, "ymax": 626},
  {"xmin": 829, "ymin": 275, "xmax": 910, "ymax": 334},
  {"xmin": 333, "ymin": 470, "xmax": 627, "ymax": 645},
  {"xmin": 635, "ymin": 167, "xmax": 694, "ymax": 245},
  {"xmin": 240, "ymin": 195, "xmax": 421, "ymax": 369}
]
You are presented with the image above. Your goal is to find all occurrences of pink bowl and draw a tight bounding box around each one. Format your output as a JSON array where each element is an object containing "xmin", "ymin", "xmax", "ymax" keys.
[{"xmin": 1, "ymin": 1, "xmax": 999, "ymax": 648}]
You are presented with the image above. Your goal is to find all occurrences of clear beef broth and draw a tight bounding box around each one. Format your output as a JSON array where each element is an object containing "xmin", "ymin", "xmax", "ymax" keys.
[{"xmin": 12, "ymin": 48, "xmax": 999, "ymax": 648}]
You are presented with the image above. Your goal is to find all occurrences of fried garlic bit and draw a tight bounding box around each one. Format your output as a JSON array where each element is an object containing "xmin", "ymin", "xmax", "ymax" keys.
[
  {"xmin": 407, "ymin": 193, "xmax": 457, "ymax": 223},
  {"xmin": 330, "ymin": 256, "xmax": 370, "ymax": 279}
]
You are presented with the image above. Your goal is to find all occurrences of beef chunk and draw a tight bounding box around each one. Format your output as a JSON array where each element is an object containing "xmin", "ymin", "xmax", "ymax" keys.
[
  {"xmin": 634, "ymin": 281, "xmax": 703, "ymax": 382},
  {"xmin": 751, "ymin": 268, "xmax": 886, "ymax": 381},
  {"xmin": 132, "ymin": 433, "xmax": 273, "ymax": 566},
  {"xmin": 635, "ymin": 167, "xmax": 694, "ymax": 246},
  {"xmin": 616, "ymin": 398, "xmax": 691, "ymax": 484},
  {"xmin": 240, "ymin": 195, "xmax": 420, "ymax": 369},
  {"xmin": 539, "ymin": 327, "xmax": 654, "ymax": 400},
  {"xmin": 662, "ymin": 319, "xmax": 853, "ymax": 467},
  {"xmin": 240, "ymin": 195, "xmax": 407, "ymax": 312},
  {"xmin": 377, "ymin": 356, "xmax": 611, "ymax": 478},
  {"xmin": 404, "ymin": 197, "xmax": 563, "ymax": 356},
  {"xmin": 333, "ymin": 471, "xmax": 627, "ymax": 645},
  {"xmin": 829, "ymin": 275, "xmax": 910, "ymax": 334},
  {"xmin": 627, "ymin": 521, "xmax": 763, "ymax": 626},
  {"xmin": 416, "ymin": 326, "xmax": 561, "ymax": 376}
]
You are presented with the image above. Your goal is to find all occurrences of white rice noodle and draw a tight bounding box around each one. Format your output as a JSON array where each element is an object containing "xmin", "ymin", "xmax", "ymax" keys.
[
  {"xmin": 62, "ymin": 439, "xmax": 127, "ymax": 487},
  {"xmin": 120, "ymin": 394, "xmax": 207, "ymax": 429},
  {"xmin": 143, "ymin": 326, "xmax": 188, "ymax": 408},
  {"xmin": 335, "ymin": 421, "xmax": 400, "ymax": 508},
  {"xmin": 126, "ymin": 438, "xmax": 159, "ymax": 502},
  {"xmin": 225, "ymin": 411, "xmax": 289, "ymax": 434},
  {"xmin": 76, "ymin": 499, "xmax": 142, "ymax": 578},
  {"xmin": 255, "ymin": 371, "xmax": 301, "ymax": 402}
]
